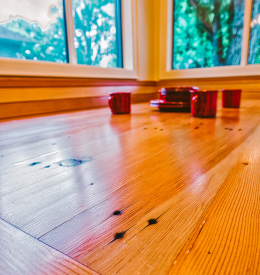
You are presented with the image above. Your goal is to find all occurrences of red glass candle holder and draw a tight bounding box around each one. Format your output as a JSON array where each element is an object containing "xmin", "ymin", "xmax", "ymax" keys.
[
  {"xmin": 222, "ymin": 89, "xmax": 241, "ymax": 108},
  {"xmin": 190, "ymin": 89, "xmax": 218, "ymax": 117},
  {"xmin": 159, "ymin": 90, "xmax": 165, "ymax": 100},
  {"xmin": 160, "ymin": 87, "xmax": 198, "ymax": 102},
  {"xmin": 108, "ymin": 92, "xmax": 131, "ymax": 114}
]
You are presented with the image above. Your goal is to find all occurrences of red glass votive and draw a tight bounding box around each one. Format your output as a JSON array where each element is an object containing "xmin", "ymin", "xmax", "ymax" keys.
[
  {"xmin": 108, "ymin": 92, "xmax": 131, "ymax": 114},
  {"xmin": 160, "ymin": 87, "xmax": 198, "ymax": 102},
  {"xmin": 222, "ymin": 89, "xmax": 241, "ymax": 108},
  {"xmin": 190, "ymin": 89, "xmax": 218, "ymax": 117},
  {"xmin": 159, "ymin": 90, "xmax": 165, "ymax": 100}
]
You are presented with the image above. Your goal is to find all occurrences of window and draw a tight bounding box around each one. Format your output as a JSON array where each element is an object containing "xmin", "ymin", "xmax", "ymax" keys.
[
  {"xmin": 0, "ymin": 0, "xmax": 123, "ymax": 68},
  {"xmin": 172, "ymin": 0, "xmax": 245, "ymax": 70},
  {"xmin": 0, "ymin": 0, "xmax": 68, "ymax": 63},
  {"xmin": 248, "ymin": 0, "xmax": 260, "ymax": 64},
  {"xmin": 72, "ymin": 0, "xmax": 123, "ymax": 68}
]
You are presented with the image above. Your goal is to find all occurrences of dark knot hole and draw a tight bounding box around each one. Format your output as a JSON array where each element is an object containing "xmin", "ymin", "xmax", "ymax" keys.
[
  {"xmin": 113, "ymin": 210, "xmax": 121, "ymax": 216},
  {"xmin": 148, "ymin": 219, "xmax": 157, "ymax": 225}
]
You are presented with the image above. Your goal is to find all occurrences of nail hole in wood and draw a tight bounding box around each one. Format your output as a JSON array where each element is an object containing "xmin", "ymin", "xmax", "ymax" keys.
[
  {"xmin": 148, "ymin": 219, "xmax": 157, "ymax": 225},
  {"xmin": 114, "ymin": 232, "xmax": 125, "ymax": 240},
  {"xmin": 113, "ymin": 210, "xmax": 121, "ymax": 216},
  {"xmin": 30, "ymin": 162, "xmax": 40, "ymax": 166}
]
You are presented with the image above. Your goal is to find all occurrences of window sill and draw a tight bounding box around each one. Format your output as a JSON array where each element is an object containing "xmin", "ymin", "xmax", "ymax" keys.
[
  {"xmin": 0, "ymin": 58, "xmax": 138, "ymax": 79},
  {"xmin": 159, "ymin": 64, "xmax": 260, "ymax": 79}
]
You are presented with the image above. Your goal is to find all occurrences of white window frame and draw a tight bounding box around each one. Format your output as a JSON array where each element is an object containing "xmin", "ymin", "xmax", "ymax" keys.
[
  {"xmin": 160, "ymin": 0, "xmax": 260, "ymax": 79},
  {"xmin": 0, "ymin": 0, "xmax": 137, "ymax": 79}
]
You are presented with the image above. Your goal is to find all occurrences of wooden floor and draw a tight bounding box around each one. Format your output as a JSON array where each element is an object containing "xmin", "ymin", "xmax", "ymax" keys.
[{"xmin": 1, "ymin": 100, "xmax": 260, "ymax": 275}]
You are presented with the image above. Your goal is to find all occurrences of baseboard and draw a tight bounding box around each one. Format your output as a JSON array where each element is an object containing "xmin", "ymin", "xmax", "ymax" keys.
[{"xmin": 0, "ymin": 93, "xmax": 157, "ymax": 120}]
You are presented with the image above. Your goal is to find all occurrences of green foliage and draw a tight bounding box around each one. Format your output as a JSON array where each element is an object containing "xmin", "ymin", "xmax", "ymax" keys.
[
  {"xmin": 254, "ymin": 38, "xmax": 260, "ymax": 64},
  {"xmin": 173, "ymin": 0, "xmax": 236, "ymax": 69},
  {"xmin": 0, "ymin": 0, "xmax": 121, "ymax": 67},
  {"xmin": 249, "ymin": 0, "xmax": 260, "ymax": 64},
  {"xmin": 73, "ymin": 0, "xmax": 120, "ymax": 68},
  {"xmin": 1, "ymin": 3, "xmax": 67, "ymax": 63}
]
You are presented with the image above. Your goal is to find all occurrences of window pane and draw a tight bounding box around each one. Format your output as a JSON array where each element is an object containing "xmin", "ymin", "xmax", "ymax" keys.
[
  {"xmin": 173, "ymin": 0, "xmax": 245, "ymax": 70},
  {"xmin": 72, "ymin": 0, "xmax": 122, "ymax": 68},
  {"xmin": 248, "ymin": 0, "xmax": 260, "ymax": 64},
  {"xmin": 0, "ymin": 0, "xmax": 68, "ymax": 63}
]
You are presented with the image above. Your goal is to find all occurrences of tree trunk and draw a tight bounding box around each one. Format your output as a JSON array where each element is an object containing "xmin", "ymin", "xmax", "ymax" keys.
[
  {"xmin": 248, "ymin": 1, "xmax": 260, "ymax": 64},
  {"xmin": 190, "ymin": 0, "xmax": 244, "ymax": 67},
  {"xmin": 212, "ymin": 0, "xmax": 225, "ymax": 66},
  {"xmin": 224, "ymin": 0, "xmax": 244, "ymax": 65}
]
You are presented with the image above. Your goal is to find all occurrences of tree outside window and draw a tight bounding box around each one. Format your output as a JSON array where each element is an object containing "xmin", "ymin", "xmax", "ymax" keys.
[
  {"xmin": 173, "ymin": 0, "xmax": 245, "ymax": 69},
  {"xmin": 72, "ymin": 0, "xmax": 122, "ymax": 68},
  {"xmin": 0, "ymin": 0, "xmax": 68, "ymax": 63}
]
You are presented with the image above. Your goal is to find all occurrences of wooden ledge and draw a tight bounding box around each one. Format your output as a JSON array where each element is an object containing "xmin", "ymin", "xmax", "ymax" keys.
[
  {"xmin": 157, "ymin": 75, "xmax": 260, "ymax": 86},
  {"xmin": 0, "ymin": 92, "xmax": 157, "ymax": 120},
  {"xmin": 0, "ymin": 76, "xmax": 157, "ymax": 88}
]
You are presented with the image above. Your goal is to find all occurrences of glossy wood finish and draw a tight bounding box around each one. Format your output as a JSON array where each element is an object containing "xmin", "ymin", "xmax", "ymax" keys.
[
  {"xmin": 0, "ymin": 219, "xmax": 99, "ymax": 275},
  {"xmin": 0, "ymin": 92, "xmax": 157, "ymax": 120},
  {"xmin": 1, "ymin": 100, "xmax": 260, "ymax": 274},
  {"xmin": 0, "ymin": 77, "xmax": 156, "ymax": 88},
  {"xmin": 169, "ymin": 122, "xmax": 260, "ymax": 275},
  {"xmin": 0, "ymin": 76, "xmax": 157, "ymax": 119}
]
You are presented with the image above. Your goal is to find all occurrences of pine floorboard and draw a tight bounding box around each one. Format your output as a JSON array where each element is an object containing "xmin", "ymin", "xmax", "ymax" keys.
[
  {"xmin": 0, "ymin": 218, "xmax": 99, "ymax": 275},
  {"xmin": 1, "ymin": 101, "xmax": 260, "ymax": 274}
]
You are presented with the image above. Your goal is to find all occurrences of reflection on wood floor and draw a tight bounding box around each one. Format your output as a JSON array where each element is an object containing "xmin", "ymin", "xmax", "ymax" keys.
[{"xmin": 1, "ymin": 100, "xmax": 260, "ymax": 275}]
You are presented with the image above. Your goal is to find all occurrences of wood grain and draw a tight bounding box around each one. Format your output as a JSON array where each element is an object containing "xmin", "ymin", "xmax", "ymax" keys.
[
  {"xmin": 168, "ymin": 122, "xmax": 260, "ymax": 275},
  {"xmin": 1, "ymin": 102, "xmax": 258, "ymax": 238},
  {"xmin": 1, "ymin": 100, "xmax": 260, "ymax": 274},
  {"xmin": 0, "ymin": 76, "xmax": 156, "ymax": 88},
  {"xmin": 0, "ymin": 92, "xmax": 157, "ymax": 119},
  {"xmin": 38, "ymin": 106, "xmax": 260, "ymax": 274},
  {"xmin": 39, "ymin": 135, "xmax": 253, "ymax": 275},
  {"xmin": 0, "ymin": 218, "xmax": 99, "ymax": 275}
]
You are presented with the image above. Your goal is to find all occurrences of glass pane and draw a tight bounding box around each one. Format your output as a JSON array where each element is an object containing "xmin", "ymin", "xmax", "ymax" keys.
[
  {"xmin": 173, "ymin": 0, "xmax": 245, "ymax": 70},
  {"xmin": 248, "ymin": 0, "xmax": 260, "ymax": 64},
  {"xmin": 0, "ymin": 0, "xmax": 68, "ymax": 63},
  {"xmin": 72, "ymin": 0, "xmax": 122, "ymax": 68}
]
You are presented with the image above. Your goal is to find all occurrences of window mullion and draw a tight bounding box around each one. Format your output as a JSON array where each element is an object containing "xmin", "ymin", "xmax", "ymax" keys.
[
  {"xmin": 241, "ymin": 0, "xmax": 253, "ymax": 66},
  {"xmin": 64, "ymin": 0, "xmax": 77, "ymax": 64},
  {"xmin": 115, "ymin": 0, "xmax": 123, "ymax": 68},
  {"xmin": 121, "ymin": 0, "xmax": 134, "ymax": 70},
  {"xmin": 167, "ymin": 0, "xmax": 173, "ymax": 71}
]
